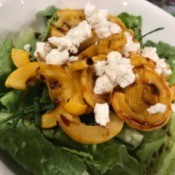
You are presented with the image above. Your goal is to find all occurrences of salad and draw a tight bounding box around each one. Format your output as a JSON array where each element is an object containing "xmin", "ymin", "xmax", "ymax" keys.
[{"xmin": 0, "ymin": 2, "xmax": 175, "ymax": 175}]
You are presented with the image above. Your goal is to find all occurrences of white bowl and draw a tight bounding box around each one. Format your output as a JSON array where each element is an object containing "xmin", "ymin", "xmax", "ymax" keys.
[{"xmin": 0, "ymin": 0, "xmax": 175, "ymax": 174}]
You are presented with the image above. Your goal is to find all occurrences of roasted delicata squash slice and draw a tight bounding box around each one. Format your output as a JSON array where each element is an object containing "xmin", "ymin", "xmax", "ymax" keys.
[
  {"xmin": 63, "ymin": 70, "xmax": 88, "ymax": 115},
  {"xmin": 50, "ymin": 26, "xmax": 64, "ymax": 37},
  {"xmin": 81, "ymin": 67, "xmax": 109, "ymax": 107},
  {"xmin": 64, "ymin": 95, "xmax": 88, "ymax": 115},
  {"xmin": 68, "ymin": 55, "xmax": 107, "ymax": 71},
  {"xmin": 67, "ymin": 59, "xmax": 89, "ymax": 71},
  {"xmin": 36, "ymin": 64, "xmax": 74, "ymax": 104},
  {"xmin": 53, "ymin": 9, "xmax": 85, "ymax": 34},
  {"xmin": 41, "ymin": 107, "xmax": 60, "ymax": 128},
  {"xmin": 108, "ymin": 15, "xmax": 126, "ymax": 31},
  {"xmin": 57, "ymin": 110, "xmax": 124, "ymax": 144},
  {"xmin": 78, "ymin": 33, "xmax": 127, "ymax": 60},
  {"xmin": 5, "ymin": 62, "xmax": 43, "ymax": 90},
  {"xmin": 11, "ymin": 48, "xmax": 30, "ymax": 68},
  {"xmin": 170, "ymin": 84, "xmax": 175, "ymax": 101},
  {"xmin": 78, "ymin": 15, "xmax": 126, "ymax": 52},
  {"xmin": 111, "ymin": 67, "xmax": 172, "ymax": 131},
  {"xmin": 6, "ymin": 62, "xmax": 76, "ymax": 129},
  {"xmin": 5, "ymin": 62, "xmax": 75, "ymax": 104},
  {"xmin": 79, "ymin": 31, "xmax": 99, "ymax": 53},
  {"xmin": 130, "ymin": 55, "xmax": 156, "ymax": 70},
  {"xmin": 92, "ymin": 55, "xmax": 106, "ymax": 62}
]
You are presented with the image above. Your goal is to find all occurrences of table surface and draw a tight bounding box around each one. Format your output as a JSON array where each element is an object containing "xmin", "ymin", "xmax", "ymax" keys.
[{"xmin": 148, "ymin": 0, "xmax": 175, "ymax": 15}]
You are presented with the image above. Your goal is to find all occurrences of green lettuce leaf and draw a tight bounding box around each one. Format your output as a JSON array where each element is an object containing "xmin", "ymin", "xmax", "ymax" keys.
[
  {"xmin": 136, "ymin": 113, "xmax": 175, "ymax": 175},
  {"xmin": 39, "ymin": 6, "xmax": 58, "ymax": 18},
  {"xmin": 152, "ymin": 113, "xmax": 175, "ymax": 175},
  {"xmin": 0, "ymin": 118, "xmax": 86, "ymax": 175},
  {"xmin": 144, "ymin": 41, "xmax": 175, "ymax": 84},
  {"xmin": 0, "ymin": 90, "xmax": 23, "ymax": 112},
  {"xmin": 86, "ymin": 142, "xmax": 141, "ymax": 175},
  {"xmin": 38, "ymin": 6, "xmax": 58, "ymax": 41},
  {"xmin": 0, "ymin": 39, "xmax": 15, "ymax": 93},
  {"xmin": 118, "ymin": 12, "xmax": 142, "ymax": 41},
  {"xmin": 15, "ymin": 28, "xmax": 36, "ymax": 61},
  {"xmin": 144, "ymin": 41, "xmax": 175, "ymax": 69},
  {"xmin": 44, "ymin": 128, "xmax": 141, "ymax": 175}
]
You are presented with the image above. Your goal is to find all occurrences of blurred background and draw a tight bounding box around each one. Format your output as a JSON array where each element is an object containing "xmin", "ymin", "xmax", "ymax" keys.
[{"xmin": 147, "ymin": 0, "xmax": 175, "ymax": 16}]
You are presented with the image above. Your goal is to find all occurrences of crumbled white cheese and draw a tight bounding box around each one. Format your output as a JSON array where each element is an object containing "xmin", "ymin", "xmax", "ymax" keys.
[
  {"xmin": 147, "ymin": 103, "xmax": 166, "ymax": 114},
  {"xmin": 94, "ymin": 60, "xmax": 106, "ymax": 76},
  {"xmin": 84, "ymin": 2, "xmax": 121, "ymax": 38},
  {"xmin": 107, "ymin": 51, "xmax": 122, "ymax": 64},
  {"xmin": 93, "ymin": 51, "xmax": 135, "ymax": 94},
  {"xmin": 84, "ymin": 2, "xmax": 108, "ymax": 28},
  {"xmin": 141, "ymin": 47, "xmax": 158, "ymax": 61},
  {"xmin": 46, "ymin": 49, "xmax": 69, "ymax": 65},
  {"xmin": 123, "ymin": 32, "xmax": 140, "ymax": 57},
  {"xmin": 94, "ymin": 75, "xmax": 114, "ymax": 94},
  {"xmin": 171, "ymin": 104, "xmax": 175, "ymax": 113},
  {"xmin": 141, "ymin": 47, "xmax": 172, "ymax": 76},
  {"xmin": 105, "ymin": 51, "xmax": 135, "ymax": 88},
  {"xmin": 48, "ymin": 37, "xmax": 72, "ymax": 51},
  {"xmin": 34, "ymin": 42, "xmax": 51, "ymax": 61},
  {"xmin": 23, "ymin": 44, "xmax": 31, "ymax": 52},
  {"xmin": 46, "ymin": 20, "xmax": 92, "ymax": 65},
  {"xmin": 48, "ymin": 20, "xmax": 91, "ymax": 54},
  {"xmin": 67, "ymin": 20, "xmax": 92, "ymax": 48},
  {"xmin": 69, "ymin": 56, "xmax": 79, "ymax": 62},
  {"xmin": 109, "ymin": 21, "xmax": 121, "ymax": 34},
  {"xmin": 94, "ymin": 103, "xmax": 110, "ymax": 126}
]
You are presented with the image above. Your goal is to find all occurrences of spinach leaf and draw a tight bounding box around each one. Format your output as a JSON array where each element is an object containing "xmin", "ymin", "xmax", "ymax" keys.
[
  {"xmin": 118, "ymin": 12, "xmax": 142, "ymax": 41},
  {"xmin": 0, "ymin": 39, "xmax": 15, "ymax": 93}
]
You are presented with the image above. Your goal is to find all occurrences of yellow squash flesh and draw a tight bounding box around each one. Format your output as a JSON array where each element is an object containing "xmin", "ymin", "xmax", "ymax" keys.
[
  {"xmin": 130, "ymin": 55, "xmax": 156, "ymax": 69},
  {"xmin": 5, "ymin": 62, "xmax": 76, "ymax": 129},
  {"xmin": 54, "ymin": 9, "xmax": 84, "ymax": 34},
  {"xmin": 11, "ymin": 48, "xmax": 30, "ymax": 68},
  {"xmin": 170, "ymin": 84, "xmax": 175, "ymax": 101},
  {"xmin": 5, "ymin": 62, "xmax": 43, "ymax": 90},
  {"xmin": 37, "ymin": 64, "xmax": 75, "ymax": 105},
  {"xmin": 57, "ymin": 111, "xmax": 124, "ymax": 144},
  {"xmin": 63, "ymin": 70, "xmax": 88, "ymax": 115},
  {"xmin": 78, "ymin": 33, "xmax": 127, "ymax": 60},
  {"xmin": 111, "ymin": 67, "xmax": 172, "ymax": 131},
  {"xmin": 41, "ymin": 108, "xmax": 59, "ymax": 129},
  {"xmin": 81, "ymin": 67, "xmax": 108, "ymax": 107},
  {"xmin": 5, "ymin": 63, "xmax": 74, "ymax": 103},
  {"xmin": 67, "ymin": 59, "xmax": 89, "ymax": 71}
]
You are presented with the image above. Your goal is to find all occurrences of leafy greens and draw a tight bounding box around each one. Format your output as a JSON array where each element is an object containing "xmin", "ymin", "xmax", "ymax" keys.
[
  {"xmin": 0, "ymin": 7, "xmax": 175, "ymax": 175},
  {"xmin": 38, "ymin": 6, "xmax": 59, "ymax": 41},
  {"xmin": 118, "ymin": 12, "xmax": 142, "ymax": 41},
  {"xmin": 0, "ymin": 39, "xmax": 15, "ymax": 93}
]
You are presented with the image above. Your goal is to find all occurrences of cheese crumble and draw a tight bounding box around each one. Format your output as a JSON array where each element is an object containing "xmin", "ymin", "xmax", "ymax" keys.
[
  {"xmin": 94, "ymin": 103, "xmax": 110, "ymax": 126},
  {"xmin": 147, "ymin": 103, "xmax": 166, "ymax": 114},
  {"xmin": 84, "ymin": 2, "xmax": 121, "ymax": 38},
  {"xmin": 94, "ymin": 51, "xmax": 135, "ymax": 94},
  {"xmin": 141, "ymin": 47, "xmax": 172, "ymax": 76}
]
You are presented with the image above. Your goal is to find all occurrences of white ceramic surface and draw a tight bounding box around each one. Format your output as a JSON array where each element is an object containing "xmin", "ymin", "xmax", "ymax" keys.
[{"xmin": 0, "ymin": 0, "xmax": 175, "ymax": 174}]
